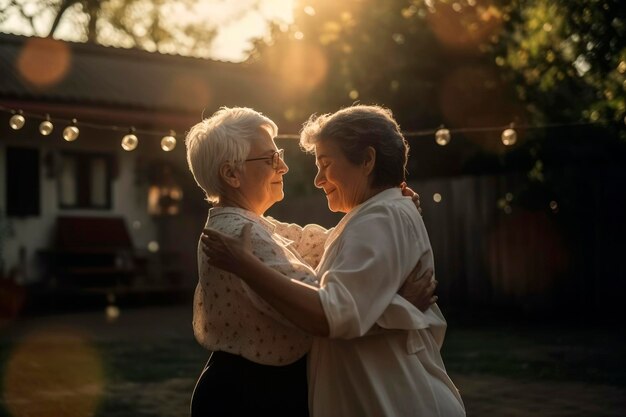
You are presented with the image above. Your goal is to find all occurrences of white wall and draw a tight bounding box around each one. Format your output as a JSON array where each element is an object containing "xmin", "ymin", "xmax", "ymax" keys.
[{"xmin": 0, "ymin": 139, "xmax": 159, "ymax": 284}]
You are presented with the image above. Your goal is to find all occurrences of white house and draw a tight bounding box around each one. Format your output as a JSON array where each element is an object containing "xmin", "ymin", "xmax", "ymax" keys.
[{"xmin": 0, "ymin": 33, "xmax": 306, "ymax": 307}]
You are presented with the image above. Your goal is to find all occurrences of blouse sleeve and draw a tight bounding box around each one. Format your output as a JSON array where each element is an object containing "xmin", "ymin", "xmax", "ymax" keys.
[
  {"xmin": 317, "ymin": 204, "xmax": 430, "ymax": 339},
  {"xmin": 267, "ymin": 217, "xmax": 333, "ymax": 269}
]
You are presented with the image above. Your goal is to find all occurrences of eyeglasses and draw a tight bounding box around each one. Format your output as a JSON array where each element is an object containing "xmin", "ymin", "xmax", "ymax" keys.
[{"xmin": 244, "ymin": 149, "xmax": 285, "ymax": 170}]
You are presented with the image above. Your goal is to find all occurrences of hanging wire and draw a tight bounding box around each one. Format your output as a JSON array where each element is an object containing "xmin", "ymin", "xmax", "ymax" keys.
[
  {"xmin": 0, "ymin": 104, "xmax": 617, "ymax": 142},
  {"xmin": 0, "ymin": 105, "xmax": 173, "ymax": 138}
]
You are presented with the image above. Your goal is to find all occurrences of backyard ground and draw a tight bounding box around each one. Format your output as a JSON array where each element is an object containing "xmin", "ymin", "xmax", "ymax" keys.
[{"xmin": 0, "ymin": 304, "xmax": 624, "ymax": 417}]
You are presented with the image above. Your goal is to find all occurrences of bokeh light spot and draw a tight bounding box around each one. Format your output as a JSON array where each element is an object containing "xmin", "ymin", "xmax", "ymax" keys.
[
  {"xmin": 3, "ymin": 328, "xmax": 104, "ymax": 417},
  {"xmin": 17, "ymin": 38, "xmax": 71, "ymax": 89},
  {"xmin": 164, "ymin": 74, "xmax": 211, "ymax": 113},
  {"xmin": 549, "ymin": 200, "xmax": 559, "ymax": 213},
  {"xmin": 263, "ymin": 43, "xmax": 328, "ymax": 98},
  {"xmin": 148, "ymin": 241, "xmax": 160, "ymax": 253},
  {"xmin": 427, "ymin": 2, "xmax": 502, "ymax": 53},
  {"xmin": 106, "ymin": 305, "xmax": 121, "ymax": 322}
]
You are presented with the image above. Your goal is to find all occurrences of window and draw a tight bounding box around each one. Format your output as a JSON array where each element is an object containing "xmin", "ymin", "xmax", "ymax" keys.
[
  {"xmin": 58, "ymin": 152, "xmax": 113, "ymax": 209},
  {"xmin": 6, "ymin": 147, "xmax": 40, "ymax": 217},
  {"xmin": 147, "ymin": 164, "xmax": 183, "ymax": 216}
]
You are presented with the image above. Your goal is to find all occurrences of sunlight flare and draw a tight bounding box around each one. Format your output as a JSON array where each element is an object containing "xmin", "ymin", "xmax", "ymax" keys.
[
  {"xmin": 3, "ymin": 327, "xmax": 105, "ymax": 417},
  {"xmin": 17, "ymin": 38, "xmax": 71, "ymax": 88}
]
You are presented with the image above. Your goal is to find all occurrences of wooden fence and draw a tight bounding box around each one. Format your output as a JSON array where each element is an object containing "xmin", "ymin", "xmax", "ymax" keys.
[{"xmin": 269, "ymin": 173, "xmax": 626, "ymax": 319}]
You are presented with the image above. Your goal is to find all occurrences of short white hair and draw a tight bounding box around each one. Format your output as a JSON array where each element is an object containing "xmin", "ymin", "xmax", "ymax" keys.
[{"xmin": 185, "ymin": 106, "xmax": 278, "ymax": 203}]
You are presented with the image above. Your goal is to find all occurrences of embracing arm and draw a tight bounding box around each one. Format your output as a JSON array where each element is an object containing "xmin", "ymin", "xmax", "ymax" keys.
[
  {"xmin": 400, "ymin": 261, "xmax": 438, "ymax": 311},
  {"xmin": 203, "ymin": 223, "xmax": 330, "ymax": 337},
  {"xmin": 203, "ymin": 200, "xmax": 431, "ymax": 338},
  {"xmin": 398, "ymin": 183, "xmax": 438, "ymax": 310}
]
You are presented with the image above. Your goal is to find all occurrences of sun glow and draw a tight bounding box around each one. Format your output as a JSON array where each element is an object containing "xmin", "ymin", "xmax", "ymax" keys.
[
  {"xmin": 3, "ymin": 328, "xmax": 105, "ymax": 417},
  {"xmin": 168, "ymin": 0, "xmax": 295, "ymax": 61},
  {"xmin": 0, "ymin": 0, "xmax": 296, "ymax": 62}
]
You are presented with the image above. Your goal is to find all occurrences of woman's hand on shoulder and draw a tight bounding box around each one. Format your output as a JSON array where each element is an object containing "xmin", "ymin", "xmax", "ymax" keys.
[
  {"xmin": 201, "ymin": 222, "xmax": 254, "ymax": 275},
  {"xmin": 400, "ymin": 182, "xmax": 422, "ymax": 216}
]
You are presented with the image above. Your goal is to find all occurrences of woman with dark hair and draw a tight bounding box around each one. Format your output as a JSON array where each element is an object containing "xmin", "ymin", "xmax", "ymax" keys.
[
  {"xmin": 203, "ymin": 105, "xmax": 465, "ymax": 417},
  {"xmin": 185, "ymin": 106, "xmax": 436, "ymax": 417}
]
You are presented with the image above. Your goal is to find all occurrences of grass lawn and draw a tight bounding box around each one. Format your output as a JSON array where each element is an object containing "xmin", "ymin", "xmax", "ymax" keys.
[
  {"xmin": 0, "ymin": 311, "xmax": 624, "ymax": 417},
  {"xmin": 96, "ymin": 339, "xmax": 207, "ymax": 417},
  {"xmin": 0, "ymin": 334, "xmax": 207, "ymax": 417},
  {"xmin": 442, "ymin": 320, "xmax": 626, "ymax": 387}
]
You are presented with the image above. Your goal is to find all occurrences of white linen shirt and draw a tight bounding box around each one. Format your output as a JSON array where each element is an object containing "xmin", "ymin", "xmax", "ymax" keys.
[
  {"xmin": 308, "ymin": 188, "xmax": 465, "ymax": 417},
  {"xmin": 193, "ymin": 206, "xmax": 328, "ymax": 366}
]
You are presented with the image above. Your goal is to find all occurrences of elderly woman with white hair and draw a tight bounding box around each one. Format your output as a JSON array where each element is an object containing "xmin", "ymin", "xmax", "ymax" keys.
[{"xmin": 185, "ymin": 106, "xmax": 434, "ymax": 417}]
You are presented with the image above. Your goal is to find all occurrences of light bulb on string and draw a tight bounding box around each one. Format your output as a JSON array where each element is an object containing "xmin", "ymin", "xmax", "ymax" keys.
[
  {"xmin": 62, "ymin": 118, "xmax": 80, "ymax": 142},
  {"xmin": 9, "ymin": 110, "xmax": 25, "ymax": 130},
  {"xmin": 121, "ymin": 127, "xmax": 138, "ymax": 151},
  {"xmin": 39, "ymin": 114, "xmax": 53, "ymax": 136},
  {"xmin": 161, "ymin": 130, "xmax": 177, "ymax": 151},
  {"xmin": 501, "ymin": 123, "xmax": 517, "ymax": 146},
  {"xmin": 435, "ymin": 126, "xmax": 451, "ymax": 146}
]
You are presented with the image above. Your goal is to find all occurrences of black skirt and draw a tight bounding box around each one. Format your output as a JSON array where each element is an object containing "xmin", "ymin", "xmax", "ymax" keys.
[{"xmin": 190, "ymin": 351, "xmax": 309, "ymax": 417}]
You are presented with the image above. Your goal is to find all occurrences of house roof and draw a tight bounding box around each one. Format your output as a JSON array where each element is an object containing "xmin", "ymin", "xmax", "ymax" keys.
[{"xmin": 0, "ymin": 33, "xmax": 283, "ymax": 117}]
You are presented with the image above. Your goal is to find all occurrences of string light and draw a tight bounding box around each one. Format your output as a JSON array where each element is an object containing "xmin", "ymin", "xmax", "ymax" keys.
[
  {"xmin": 1, "ymin": 105, "xmax": 620, "ymax": 151},
  {"xmin": 435, "ymin": 126, "xmax": 451, "ymax": 146},
  {"xmin": 1, "ymin": 106, "xmax": 178, "ymax": 152},
  {"xmin": 9, "ymin": 110, "xmax": 25, "ymax": 130},
  {"xmin": 121, "ymin": 127, "xmax": 138, "ymax": 151},
  {"xmin": 62, "ymin": 118, "xmax": 80, "ymax": 142},
  {"xmin": 161, "ymin": 130, "xmax": 177, "ymax": 151},
  {"xmin": 501, "ymin": 123, "xmax": 517, "ymax": 146},
  {"xmin": 39, "ymin": 114, "xmax": 53, "ymax": 136}
]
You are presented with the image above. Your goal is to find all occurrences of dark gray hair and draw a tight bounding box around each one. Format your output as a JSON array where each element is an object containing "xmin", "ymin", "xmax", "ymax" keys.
[{"xmin": 300, "ymin": 104, "xmax": 409, "ymax": 187}]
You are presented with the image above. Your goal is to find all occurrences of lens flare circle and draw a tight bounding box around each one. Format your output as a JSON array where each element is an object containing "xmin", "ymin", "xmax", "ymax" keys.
[
  {"xmin": 3, "ymin": 328, "xmax": 105, "ymax": 417},
  {"xmin": 17, "ymin": 38, "xmax": 71, "ymax": 89}
]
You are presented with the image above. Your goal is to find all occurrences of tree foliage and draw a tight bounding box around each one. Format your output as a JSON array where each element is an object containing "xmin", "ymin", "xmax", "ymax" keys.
[
  {"xmin": 491, "ymin": 0, "xmax": 626, "ymax": 127},
  {"xmin": 251, "ymin": 0, "xmax": 625, "ymax": 135},
  {"xmin": 250, "ymin": 0, "xmax": 455, "ymax": 127},
  {"xmin": 250, "ymin": 0, "xmax": 626, "ymax": 257},
  {"xmin": 0, "ymin": 0, "xmax": 223, "ymax": 56}
]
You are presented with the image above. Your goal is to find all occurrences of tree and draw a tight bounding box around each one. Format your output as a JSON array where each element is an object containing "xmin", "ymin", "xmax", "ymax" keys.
[
  {"xmin": 490, "ymin": 0, "xmax": 626, "ymax": 130},
  {"xmin": 249, "ymin": 1, "xmax": 522, "ymax": 135},
  {"xmin": 250, "ymin": 0, "xmax": 441, "ymax": 126},
  {"xmin": 0, "ymin": 0, "xmax": 264, "ymax": 57},
  {"xmin": 250, "ymin": 0, "xmax": 625, "ymax": 133}
]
